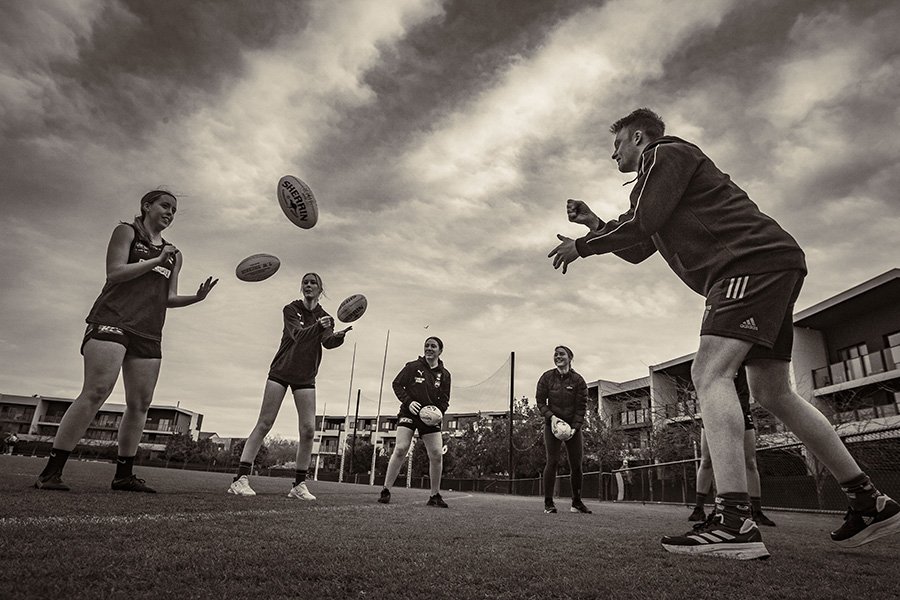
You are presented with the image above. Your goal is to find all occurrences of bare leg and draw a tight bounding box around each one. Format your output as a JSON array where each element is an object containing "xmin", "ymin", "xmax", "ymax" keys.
[
  {"xmin": 421, "ymin": 432, "xmax": 443, "ymax": 496},
  {"xmin": 383, "ymin": 427, "xmax": 414, "ymax": 490},
  {"xmin": 53, "ymin": 340, "xmax": 126, "ymax": 451},
  {"xmin": 241, "ymin": 380, "xmax": 289, "ymax": 464},
  {"xmin": 118, "ymin": 356, "xmax": 162, "ymax": 456}
]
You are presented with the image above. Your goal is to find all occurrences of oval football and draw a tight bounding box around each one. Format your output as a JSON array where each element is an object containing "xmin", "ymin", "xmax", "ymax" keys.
[
  {"xmin": 277, "ymin": 175, "xmax": 319, "ymax": 229},
  {"xmin": 419, "ymin": 405, "xmax": 442, "ymax": 426},
  {"xmin": 235, "ymin": 253, "xmax": 280, "ymax": 282},
  {"xmin": 336, "ymin": 294, "xmax": 367, "ymax": 323}
]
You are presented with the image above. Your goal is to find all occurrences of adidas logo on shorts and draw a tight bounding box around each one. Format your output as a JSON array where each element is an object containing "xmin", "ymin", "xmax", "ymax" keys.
[{"xmin": 739, "ymin": 318, "xmax": 758, "ymax": 331}]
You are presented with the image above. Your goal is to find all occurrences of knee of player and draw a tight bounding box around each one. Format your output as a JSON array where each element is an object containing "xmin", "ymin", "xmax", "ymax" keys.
[{"xmin": 297, "ymin": 422, "xmax": 315, "ymax": 440}]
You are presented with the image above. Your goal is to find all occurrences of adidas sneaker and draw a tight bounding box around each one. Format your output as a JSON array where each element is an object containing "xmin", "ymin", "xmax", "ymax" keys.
[
  {"xmin": 661, "ymin": 513, "xmax": 770, "ymax": 560},
  {"xmin": 831, "ymin": 494, "xmax": 900, "ymax": 548}
]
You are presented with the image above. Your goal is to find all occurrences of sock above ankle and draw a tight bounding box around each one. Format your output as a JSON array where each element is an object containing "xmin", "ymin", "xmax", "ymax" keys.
[
  {"xmin": 234, "ymin": 462, "xmax": 253, "ymax": 481},
  {"xmin": 294, "ymin": 470, "xmax": 307, "ymax": 486},
  {"xmin": 716, "ymin": 493, "xmax": 752, "ymax": 528},
  {"xmin": 751, "ymin": 496, "xmax": 762, "ymax": 513},
  {"xmin": 41, "ymin": 448, "xmax": 71, "ymax": 478},
  {"xmin": 841, "ymin": 473, "xmax": 879, "ymax": 512},
  {"xmin": 695, "ymin": 491, "xmax": 709, "ymax": 508},
  {"xmin": 115, "ymin": 455, "xmax": 135, "ymax": 479}
]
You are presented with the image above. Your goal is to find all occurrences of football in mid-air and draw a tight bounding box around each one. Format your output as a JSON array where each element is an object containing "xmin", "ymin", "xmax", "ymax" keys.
[
  {"xmin": 336, "ymin": 294, "xmax": 367, "ymax": 323},
  {"xmin": 419, "ymin": 405, "xmax": 443, "ymax": 427},
  {"xmin": 551, "ymin": 416, "xmax": 574, "ymax": 441},
  {"xmin": 277, "ymin": 175, "xmax": 318, "ymax": 229},
  {"xmin": 235, "ymin": 253, "xmax": 280, "ymax": 282}
]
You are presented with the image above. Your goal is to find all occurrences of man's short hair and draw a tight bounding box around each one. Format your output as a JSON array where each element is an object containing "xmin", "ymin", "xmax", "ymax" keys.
[{"xmin": 610, "ymin": 108, "xmax": 665, "ymax": 139}]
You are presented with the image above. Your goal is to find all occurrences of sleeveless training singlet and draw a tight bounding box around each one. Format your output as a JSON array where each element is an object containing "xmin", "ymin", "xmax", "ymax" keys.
[{"xmin": 85, "ymin": 224, "xmax": 175, "ymax": 341}]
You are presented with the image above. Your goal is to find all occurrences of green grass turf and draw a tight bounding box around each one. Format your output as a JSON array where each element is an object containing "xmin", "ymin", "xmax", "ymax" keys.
[{"xmin": 2, "ymin": 454, "xmax": 899, "ymax": 599}]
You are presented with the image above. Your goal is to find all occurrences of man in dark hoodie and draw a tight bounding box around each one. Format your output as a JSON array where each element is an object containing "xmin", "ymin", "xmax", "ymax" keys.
[{"xmin": 549, "ymin": 108, "xmax": 900, "ymax": 560}]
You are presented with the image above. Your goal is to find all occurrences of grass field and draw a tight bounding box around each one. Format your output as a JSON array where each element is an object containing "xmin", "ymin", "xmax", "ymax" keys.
[{"xmin": 2, "ymin": 455, "xmax": 899, "ymax": 599}]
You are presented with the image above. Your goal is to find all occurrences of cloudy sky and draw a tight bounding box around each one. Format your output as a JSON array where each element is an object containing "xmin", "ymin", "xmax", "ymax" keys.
[{"xmin": 2, "ymin": 0, "xmax": 898, "ymax": 439}]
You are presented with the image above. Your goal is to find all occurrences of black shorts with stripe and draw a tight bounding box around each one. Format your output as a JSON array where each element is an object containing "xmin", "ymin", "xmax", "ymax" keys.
[
  {"xmin": 397, "ymin": 407, "xmax": 441, "ymax": 436},
  {"xmin": 81, "ymin": 323, "xmax": 161, "ymax": 359},
  {"xmin": 700, "ymin": 270, "xmax": 804, "ymax": 362}
]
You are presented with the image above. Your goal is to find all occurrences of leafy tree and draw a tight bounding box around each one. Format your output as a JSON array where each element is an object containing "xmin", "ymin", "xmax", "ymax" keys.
[{"xmin": 163, "ymin": 431, "xmax": 197, "ymax": 463}]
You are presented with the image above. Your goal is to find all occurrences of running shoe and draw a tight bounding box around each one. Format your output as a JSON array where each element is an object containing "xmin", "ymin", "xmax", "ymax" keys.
[
  {"xmin": 753, "ymin": 511, "xmax": 777, "ymax": 527},
  {"xmin": 688, "ymin": 506, "xmax": 706, "ymax": 522},
  {"xmin": 287, "ymin": 481, "xmax": 316, "ymax": 500},
  {"xmin": 570, "ymin": 501, "xmax": 593, "ymax": 514},
  {"xmin": 378, "ymin": 488, "xmax": 391, "ymax": 504},
  {"xmin": 661, "ymin": 513, "xmax": 770, "ymax": 560},
  {"xmin": 34, "ymin": 472, "xmax": 69, "ymax": 491},
  {"xmin": 544, "ymin": 501, "xmax": 558, "ymax": 514},
  {"xmin": 111, "ymin": 475, "xmax": 156, "ymax": 493},
  {"xmin": 427, "ymin": 493, "xmax": 448, "ymax": 508},
  {"xmin": 227, "ymin": 475, "xmax": 256, "ymax": 496},
  {"xmin": 831, "ymin": 494, "xmax": 900, "ymax": 548}
]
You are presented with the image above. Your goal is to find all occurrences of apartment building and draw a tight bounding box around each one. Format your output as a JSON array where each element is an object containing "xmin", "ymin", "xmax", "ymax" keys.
[
  {"xmin": 589, "ymin": 268, "xmax": 900, "ymax": 453},
  {"xmin": 0, "ymin": 393, "xmax": 202, "ymax": 452},
  {"xmin": 312, "ymin": 410, "xmax": 509, "ymax": 460}
]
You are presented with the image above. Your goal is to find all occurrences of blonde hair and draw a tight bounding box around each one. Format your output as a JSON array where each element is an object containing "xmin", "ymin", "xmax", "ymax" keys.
[
  {"xmin": 300, "ymin": 272, "xmax": 325, "ymax": 298},
  {"xmin": 125, "ymin": 190, "xmax": 176, "ymax": 244}
]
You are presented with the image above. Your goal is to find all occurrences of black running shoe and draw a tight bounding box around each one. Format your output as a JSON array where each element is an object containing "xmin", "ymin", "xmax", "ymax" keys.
[
  {"xmin": 661, "ymin": 513, "xmax": 770, "ymax": 560},
  {"xmin": 831, "ymin": 494, "xmax": 900, "ymax": 548},
  {"xmin": 111, "ymin": 475, "xmax": 156, "ymax": 493},
  {"xmin": 570, "ymin": 501, "xmax": 592, "ymax": 514},
  {"xmin": 688, "ymin": 506, "xmax": 706, "ymax": 522},
  {"xmin": 544, "ymin": 501, "xmax": 557, "ymax": 514},
  {"xmin": 378, "ymin": 488, "xmax": 391, "ymax": 504},
  {"xmin": 34, "ymin": 472, "xmax": 69, "ymax": 491},
  {"xmin": 753, "ymin": 511, "xmax": 777, "ymax": 527},
  {"xmin": 426, "ymin": 493, "xmax": 448, "ymax": 508}
]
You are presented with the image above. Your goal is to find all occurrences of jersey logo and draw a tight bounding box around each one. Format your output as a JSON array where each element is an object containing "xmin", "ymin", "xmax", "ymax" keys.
[{"xmin": 414, "ymin": 377, "xmax": 425, "ymax": 384}]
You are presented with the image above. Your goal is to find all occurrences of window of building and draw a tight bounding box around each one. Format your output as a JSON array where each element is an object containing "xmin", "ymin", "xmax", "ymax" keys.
[{"xmin": 837, "ymin": 343, "xmax": 868, "ymax": 361}]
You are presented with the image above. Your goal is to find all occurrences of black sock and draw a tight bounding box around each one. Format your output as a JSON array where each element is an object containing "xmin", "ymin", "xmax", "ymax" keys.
[
  {"xmin": 115, "ymin": 455, "xmax": 135, "ymax": 479},
  {"xmin": 294, "ymin": 470, "xmax": 307, "ymax": 486},
  {"xmin": 715, "ymin": 493, "xmax": 752, "ymax": 528},
  {"xmin": 40, "ymin": 448, "xmax": 71, "ymax": 478},
  {"xmin": 751, "ymin": 496, "xmax": 762, "ymax": 514},
  {"xmin": 695, "ymin": 491, "xmax": 709, "ymax": 509},
  {"xmin": 234, "ymin": 462, "xmax": 252, "ymax": 481},
  {"xmin": 841, "ymin": 473, "xmax": 880, "ymax": 512}
]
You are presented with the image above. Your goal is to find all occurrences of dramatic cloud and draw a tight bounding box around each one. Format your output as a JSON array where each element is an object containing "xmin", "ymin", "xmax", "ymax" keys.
[{"xmin": 1, "ymin": 0, "xmax": 896, "ymax": 436}]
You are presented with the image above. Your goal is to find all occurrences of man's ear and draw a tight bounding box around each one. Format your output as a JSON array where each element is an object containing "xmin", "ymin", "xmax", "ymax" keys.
[{"xmin": 633, "ymin": 129, "xmax": 643, "ymax": 145}]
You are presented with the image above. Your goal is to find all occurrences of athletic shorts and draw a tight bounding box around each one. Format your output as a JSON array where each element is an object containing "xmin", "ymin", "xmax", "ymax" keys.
[
  {"xmin": 701, "ymin": 270, "xmax": 804, "ymax": 362},
  {"xmin": 267, "ymin": 375, "xmax": 316, "ymax": 392},
  {"xmin": 81, "ymin": 324, "xmax": 161, "ymax": 359},
  {"xmin": 397, "ymin": 407, "xmax": 441, "ymax": 436}
]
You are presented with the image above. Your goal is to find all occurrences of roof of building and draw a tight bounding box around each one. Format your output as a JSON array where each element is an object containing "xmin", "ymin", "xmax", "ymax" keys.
[{"xmin": 794, "ymin": 268, "xmax": 900, "ymax": 329}]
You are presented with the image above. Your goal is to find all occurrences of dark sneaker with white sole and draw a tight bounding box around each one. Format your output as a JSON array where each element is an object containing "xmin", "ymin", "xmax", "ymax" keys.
[
  {"xmin": 570, "ymin": 501, "xmax": 592, "ymax": 514},
  {"xmin": 831, "ymin": 494, "xmax": 900, "ymax": 548},
  {"xmin": 544, "ymin": 501, "xmax": 557, "ymax": 514},
  {"xmin": 661, "ymin": 513, "xmax": 770, "ymax": 560}
]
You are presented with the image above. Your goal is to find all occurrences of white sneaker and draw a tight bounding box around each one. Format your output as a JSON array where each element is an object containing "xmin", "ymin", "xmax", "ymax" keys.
[
  {"xmin": 227, "ymin": 475, "xmax": 256, "ymax": 496},
  {"xmin": 287, "ymin": 481, "xmax": 316, "ymax": 500}
]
